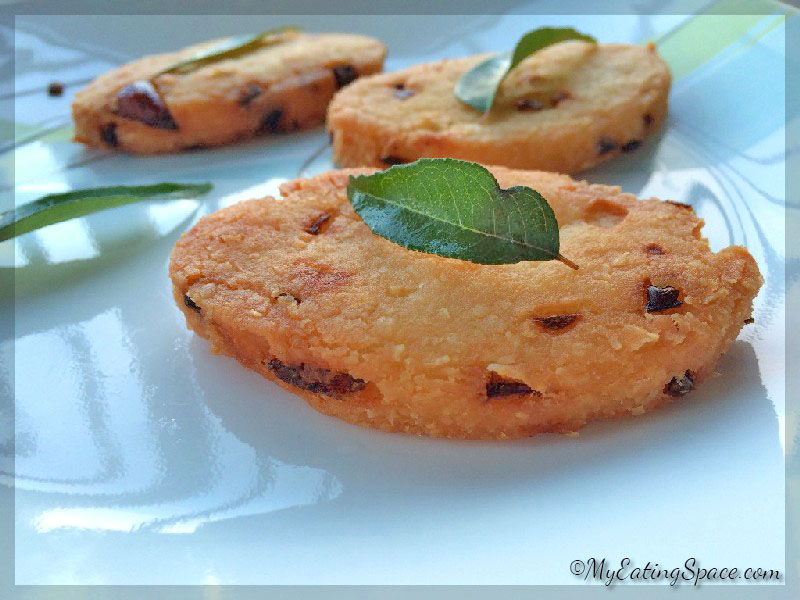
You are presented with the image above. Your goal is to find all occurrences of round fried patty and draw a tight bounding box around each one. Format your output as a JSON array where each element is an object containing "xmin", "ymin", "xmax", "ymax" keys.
[
  {"xmin": 73, "ymin": 32, "xmax": 385, "ymax": 154},
  {"xmin": 169, "ymin": 167, "xmax": 761, "ymax": 439},
  {"xmin": 327, "ymin": 42, "xmax": 670, "ymax": 173}
]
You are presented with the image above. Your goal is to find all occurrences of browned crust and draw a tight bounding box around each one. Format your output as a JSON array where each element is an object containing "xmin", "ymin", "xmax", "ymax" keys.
[
  {"xmin": 169, "ymin": 166, "xmax": 762, "ymax": 440},
  {"xmin": 327, "ymin": 43, "xmax": 670, "ymax": 173},
  {"xmin": 73, "ymin": 33, "xmax": 386, "ymax": 154}
]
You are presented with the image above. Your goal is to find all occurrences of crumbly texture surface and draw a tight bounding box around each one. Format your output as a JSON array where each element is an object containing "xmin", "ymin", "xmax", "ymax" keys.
[
  {"xmin": 169, "ymin": 167, "xmax": 761, "ymax": 440},
  {"xmin": 327, "ymin": 42, "xmax": 670, "ymax": 173},
  {"xmin": 73, "ymin": 32, "xmax": 385, "ymax": 154}
]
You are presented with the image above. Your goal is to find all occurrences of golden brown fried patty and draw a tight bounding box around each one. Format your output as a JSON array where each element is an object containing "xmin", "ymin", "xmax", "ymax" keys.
[
  {"xmin": 327, "ymin": 42, "xmax": 670, "ymax": 173},
  {"xmin": 169, "ymin": 167, "xmax": 761, "ymax": 439},
  {"xmin": 73, "ymin": 32, "xmax": 386, "ymax": 154}
]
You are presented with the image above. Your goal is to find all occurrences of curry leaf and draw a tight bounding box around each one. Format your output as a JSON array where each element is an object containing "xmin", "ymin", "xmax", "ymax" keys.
[
  {"xmin": 347, "ymin": 158, "xmax": 576, "ymax": 268},
  {"xmin": 455, "ymin": 27, "xmax": 596, "ymax": 113},
  {"xmin": 1, "ymin": 183, "xmax": 213, "ymax": 242},
  {"xmin": 155, "ymin": 26, "xmax": 301, "ymax": 77}
]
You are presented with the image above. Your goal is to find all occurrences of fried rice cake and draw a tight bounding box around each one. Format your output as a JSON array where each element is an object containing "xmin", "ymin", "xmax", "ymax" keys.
[
  {"xmin": 169, "ymin": 166, "xmax": 761, "ymax": 440},
  {"xmin": 73, "ymin": 30, "xmax": 386, "ymax": 154},
  {"xmin": 327, "ymin": 42, "xmax": 670, "ymax": 173}
]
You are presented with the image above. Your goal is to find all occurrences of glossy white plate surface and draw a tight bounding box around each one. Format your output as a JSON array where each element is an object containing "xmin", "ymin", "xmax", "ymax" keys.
[{"xmin": 3, "ymin": 9, "xmax": 789, "ymax": 585}]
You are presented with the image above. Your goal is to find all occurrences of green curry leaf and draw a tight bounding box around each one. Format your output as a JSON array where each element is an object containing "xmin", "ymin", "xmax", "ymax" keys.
[
  {"xmin": 455, "ymin": 27, "xmax": 596, "ymax": 113},
  {"xmin": 347, "ymin": 158, "xmax": 576, "ymax": 268},
  {"xmin": 154, "ymin": 27, "xmax": 301, "ymax": 78},
  {"xmin": 1, "ymin": 183, "xmax": 213, "ymax": 242}
]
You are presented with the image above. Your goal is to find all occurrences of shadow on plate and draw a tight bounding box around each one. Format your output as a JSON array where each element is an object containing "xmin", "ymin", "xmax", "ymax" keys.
[{"xmin": 197, "ymin": 338, "xmax": 781, "ymax": 531}]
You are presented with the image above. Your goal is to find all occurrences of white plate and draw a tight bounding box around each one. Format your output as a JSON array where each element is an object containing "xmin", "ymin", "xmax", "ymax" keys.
[{"xmin": 3, "ymin": 8, "xmax": 790, "ymax": 586}]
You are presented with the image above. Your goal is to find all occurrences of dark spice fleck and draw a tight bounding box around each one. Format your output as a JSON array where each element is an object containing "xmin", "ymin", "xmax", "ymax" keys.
[
  {"xmin": 744, "ymin": 317, "xmax": 755, "ymax": 324},
  {"xmin": 380, "ymin": 155, "xmax": 408, "ymax": 166},
  {"xmin": 534, "ymin": 314, "xmax": 580, "ymax": 331},
  {"xmin": 620, "ymin": 139, "xmax": 642, "ymax": 153},
  {"xmin": 267, "ymin": 358, "xmax": 366, "ymax": 396},
  {"xmin": 550, "ymin": 91, "xmax": 572, "ymax": 107},
  {"xmin": 597, "ymin": 137, "xmax": 618, "ymax": 155},
  {"xmin": 645, "ymin": 285, "xmax": 682, "ymax": 313},
  {"xmin": 100, "ymin": 123, "xmax": 118, "ymax": 147},
  {"xmin": 47, "ymin": 81, "xmax": 64, "ymax": 97},
  {"xmin": 486, "ymin": 374, "xmax": 540, "ymax": 398},
  {"xmin": 183, "ymin": 293, "xmax": 201, "ymax": 312},
  {"xmin": 305, "ymin": 213, "xmax": 331, "ymax": 235},
  {"xmin": 665, "ymin": 200, "xmax": 693, "ymax": 210},
  {"xmin": 114, "ymin": 80, "xmax": 178, "ymax": 129},
  {"xmin": 326, "ymin": 372, "xmax": 366, "ymax": 394},
  {"xmin": 183, "ymin": 144, "xmax": 207, "ymax": 152},
  {"xmin": 259, "ymin": 109, "xmax": 284, "ymax": 134},
  {"xmin": 238, "ymin": 84, "xmax": 262, "ymax": 106},
  {"xmin": 645, "ymin": 243, "xmax": 665, "ymax": 255},
  {"xmin": 516, "ymin": 98, "xmax": 544, "ymax": 111},
  {"xmin": 643, "ymin": 113, "xmax": 653, "ymax": 127},
  {"xmin": 393, "ymin": 83, "xmax": 415, "ymax": 99},
  {"xmin": 332, "ymin": 65, "xmax": 358, "ymax": 89},
  {"xmin": 664, "ymin": 370, "xmax": 695, "ymax": 397}
]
